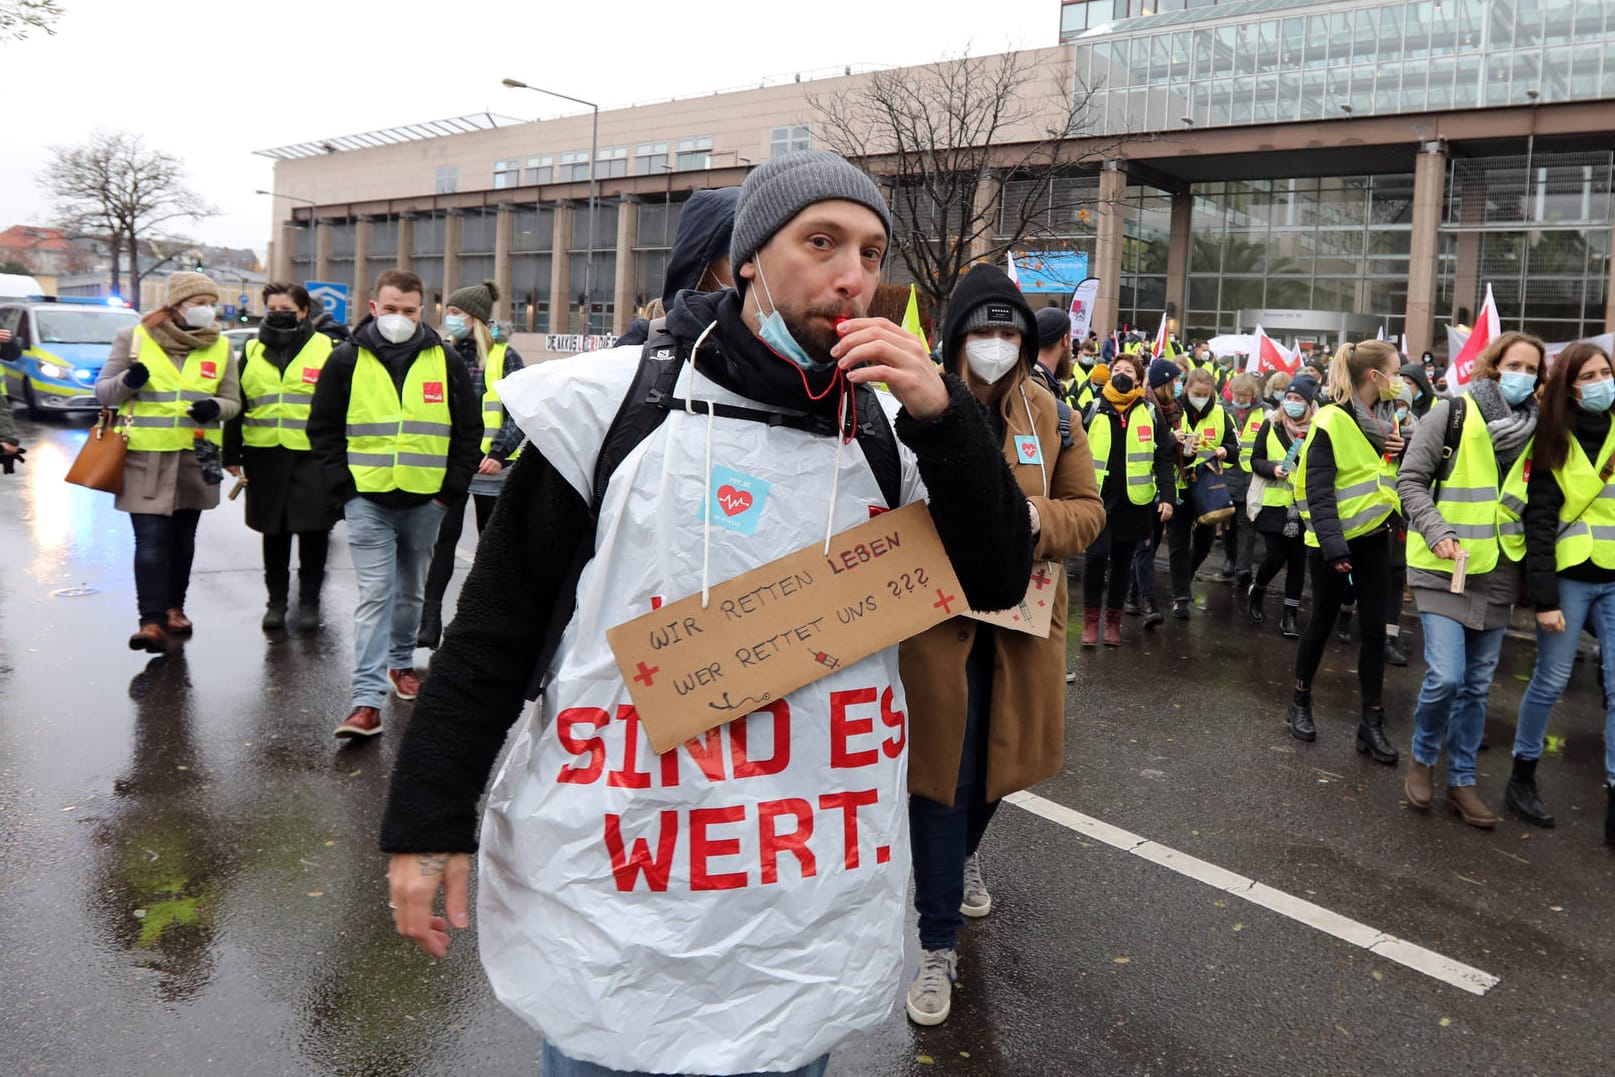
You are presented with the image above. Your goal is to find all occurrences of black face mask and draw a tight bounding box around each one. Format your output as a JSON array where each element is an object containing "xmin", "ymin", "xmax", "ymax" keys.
[
  {"xmin": 263, "ymin": 311, "xmax": 301, "ymax": 331},
  {"xmin": 258, "ymin": 311, "xmax": 305, "ymax": 348},
  {"xmin": 1110, "ymin": 372, "xmax": 1135, "ymax": 394}
]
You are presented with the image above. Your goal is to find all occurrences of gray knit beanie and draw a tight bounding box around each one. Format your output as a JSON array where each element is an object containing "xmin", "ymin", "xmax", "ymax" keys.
[
  {"xmin": 446, "ymin": 279, "xmax": 499, "ymax": 324},
  {"xmin": 959, "ymin": 299, "xmax": 1032, "ymax": 340},
  {"xmin": 730, "ymin": 150, "xmax": 892, "ymax": 274}
]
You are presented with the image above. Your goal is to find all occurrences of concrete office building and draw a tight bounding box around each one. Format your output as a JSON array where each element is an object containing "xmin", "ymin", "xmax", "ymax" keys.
[{"xmin": 261, "ymin": 0, "xmax": 1615, "ymax": 358}]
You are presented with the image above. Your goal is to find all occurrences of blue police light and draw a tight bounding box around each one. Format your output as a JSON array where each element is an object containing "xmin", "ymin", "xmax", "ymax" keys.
[{"xmin": 105, "ymin": 294, "xmax": 128, "ymax": 307}]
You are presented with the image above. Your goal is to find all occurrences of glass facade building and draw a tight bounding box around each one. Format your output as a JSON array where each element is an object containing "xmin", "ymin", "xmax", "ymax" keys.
[{"xmin": 1070, "ymin": 0, "xmax": 1613, "ymax": 132}]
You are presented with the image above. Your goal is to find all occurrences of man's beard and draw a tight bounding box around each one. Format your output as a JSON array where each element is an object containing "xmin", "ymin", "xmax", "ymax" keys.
[{"xmin": 780, "ymin": 301, "xmax": 859, "ymax": 367}]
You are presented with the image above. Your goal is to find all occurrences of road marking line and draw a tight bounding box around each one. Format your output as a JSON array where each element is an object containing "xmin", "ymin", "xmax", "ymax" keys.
[{"xmin": 1004, "ymin": 790, "xmax": 1500, "ymax": 996}]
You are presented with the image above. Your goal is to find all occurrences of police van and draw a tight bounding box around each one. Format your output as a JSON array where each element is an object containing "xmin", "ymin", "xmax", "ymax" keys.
[{"xmin": 1, "ymin": 292, "xmax": 141, "ymax": 418}]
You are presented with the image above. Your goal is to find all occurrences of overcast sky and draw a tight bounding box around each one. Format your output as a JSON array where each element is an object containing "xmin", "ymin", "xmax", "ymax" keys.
[{"xmin": 1, "ymin": 0, "xmax": 1055, "ymax": 260}]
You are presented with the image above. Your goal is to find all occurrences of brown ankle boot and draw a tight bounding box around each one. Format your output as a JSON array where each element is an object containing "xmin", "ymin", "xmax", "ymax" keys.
[
  {"xmin": 1404, "ymin": 760, "xmax": 1434, "ymax": 810},
  {"xmin": 1081, "ymin": 607, "xmax": 1100, "ymax": 647},
  {"xmin": 1447, "ymin": 785, "xmax": 1500, "ymax": 829},
  {"xmin": 128, "ymin": 623, "xmax": 168, "ymax": 653},
  {"xmin": 1102, "ymin": 609, "xmax": 1123, "ymax": 646}
]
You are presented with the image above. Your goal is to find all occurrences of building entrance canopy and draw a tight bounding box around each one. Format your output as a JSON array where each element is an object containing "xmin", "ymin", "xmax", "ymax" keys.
[{"xmin": 1236, "ymin": 309, "xmax": 1384, "ymax": 351}]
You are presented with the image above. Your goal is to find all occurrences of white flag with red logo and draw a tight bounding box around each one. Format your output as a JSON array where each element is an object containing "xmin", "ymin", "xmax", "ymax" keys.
[
  {"xmin": 1447, "ymin": 283, "xmax": 1501, "ymax": 395},
  {"xmin": 1151, "ymin": 315, "xmax": 1170, "ymax": 359},
  {"xmin": 1005, "ymin": 250, "xmax": 1020, "ymax": 287},
  {"xmin": 1246, "ymin": 325, "xmax": 1298, "ymax": 375}
]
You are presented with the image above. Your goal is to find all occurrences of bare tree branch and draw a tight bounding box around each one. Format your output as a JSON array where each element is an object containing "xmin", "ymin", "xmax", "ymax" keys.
[
  {"xmin": 0, "ymin": 0, "xmax": 62, "ymax": 41},
  {"xmin": 812, "ymin": 49, "xmax": 1127, "ymax": 319},
  {"xmin": 39, "ymin": 130, "xmax": 216, "ymax": 307}
]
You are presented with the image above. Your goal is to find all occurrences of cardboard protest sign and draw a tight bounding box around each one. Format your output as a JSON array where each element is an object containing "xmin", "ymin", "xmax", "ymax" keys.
[
  {"xmin": 607, "ymin": 501, "xmax": 965, "ymax": 753},
  {"xmin": 964, "ymin": 559, "xmax": 1059, "ymax": 636}
]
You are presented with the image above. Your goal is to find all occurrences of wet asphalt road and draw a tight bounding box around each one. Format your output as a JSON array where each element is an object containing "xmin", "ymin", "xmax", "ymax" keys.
[{"xmin": 2, "ymin": 410, "xmax": 1613, "ymax": 1077}]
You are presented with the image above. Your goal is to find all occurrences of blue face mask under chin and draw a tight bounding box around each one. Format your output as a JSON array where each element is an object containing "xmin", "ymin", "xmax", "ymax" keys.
[{"xmin": 753, "ymin": 259, "xmax": 835, "ymax": 374}]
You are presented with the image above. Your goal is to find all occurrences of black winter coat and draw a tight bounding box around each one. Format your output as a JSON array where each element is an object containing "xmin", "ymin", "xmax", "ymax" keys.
[
  {"xmin": 223, "ymin": 323, "xmax": 341, "ymax": 534},
  {"xmin": 1086, "ymin": 396, "xmax": 1175, "ymax": 544},
  {"xmin": 378, "ymin": 290, "xmax": 1034, "ymax": 854},
  {"xmin": 1524, "ymin": 408, "xmax": 1615, "ymax": 610}
]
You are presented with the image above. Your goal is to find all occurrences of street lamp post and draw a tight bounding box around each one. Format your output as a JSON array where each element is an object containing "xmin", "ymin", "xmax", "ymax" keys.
[
  {"xmin": 503, "ymin": 77, "xmax": 599, "ymax": 336},
  {"xmin": 256, "ymin": 189, "xmax": 319, "ymax": 281}
]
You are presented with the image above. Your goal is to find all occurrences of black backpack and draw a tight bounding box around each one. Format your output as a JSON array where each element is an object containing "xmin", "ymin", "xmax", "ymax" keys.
[{"xmin": 524, "ymin": 328, "xmax": 903, "ymax": 699}]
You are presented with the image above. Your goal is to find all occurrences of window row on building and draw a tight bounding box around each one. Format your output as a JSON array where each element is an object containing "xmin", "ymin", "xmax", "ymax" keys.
[{"xmin": 1073, "ymin": 0, "xmax": 1614, "ymax": 133}]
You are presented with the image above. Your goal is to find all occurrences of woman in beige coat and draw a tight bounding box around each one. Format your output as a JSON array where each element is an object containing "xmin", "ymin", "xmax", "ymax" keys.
[
  {"xmin": 900, "ymin": 265, "xmax": 1106, "ymax": 1027},
  {"xmin": 95, "ymin": 272, "xmax": 241, "ymax": 651}
]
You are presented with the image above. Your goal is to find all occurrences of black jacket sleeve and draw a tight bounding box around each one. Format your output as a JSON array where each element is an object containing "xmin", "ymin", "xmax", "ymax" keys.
[
  {"xmin": 307, "ymin": 342, "xmax": 359, "ymax": 503},
  {"xmin": 0, "ymin": 335, "xmax": 20, "ymax": 363},
  {"xmin": 893, "ymin": 372, "xmax": 1032, "ymax": 613},
  {"xmin": 380, "ymin": 450, "xmax": 596, "ymax": 853},
  {"xmin": 440, "ymin": 351, "xmax": 483, "ymax": 500},
  {"xmin": 1305, "ymin": 426, "xmax": 1349, "ymax": 562},
  {"xmin": 1250, "ymin": 419, "xmax": 1279, "ymax": 479},
  {"xmin": 1523, "ymin": 456, "xmax": 1566, "ymax": 611}
]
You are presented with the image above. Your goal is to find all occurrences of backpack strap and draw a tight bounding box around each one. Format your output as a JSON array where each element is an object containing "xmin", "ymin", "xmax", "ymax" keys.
[{"xmin": 1432, "ymin": 395, "xmax": 1466, "ymax": 499}]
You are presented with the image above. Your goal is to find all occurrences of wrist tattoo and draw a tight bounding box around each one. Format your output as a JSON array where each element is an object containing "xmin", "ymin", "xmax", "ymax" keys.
[{"xmin": 417, "ymin": 853, "xmax": 450, "ymax": 877}]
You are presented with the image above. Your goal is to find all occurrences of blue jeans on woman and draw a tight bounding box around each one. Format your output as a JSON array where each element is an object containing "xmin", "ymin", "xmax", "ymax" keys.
[
  {"xmin": 1514, "ymin": 577, "xmax": 1615, "ymax": 785},
  {"xmin": 909, "ymin": 636, "xmax": 999, "ymax": 953},
  {"xmin": 130, "ymin": 510, "xmax": 202, "ymax": 625},
  {"xmin": 540, "ymin": 1041, "xmax": 828, "ymax": 1077},
  {"xmin": 1410, "ymin": 614, "xmax": 1506, "ymax": 787}
]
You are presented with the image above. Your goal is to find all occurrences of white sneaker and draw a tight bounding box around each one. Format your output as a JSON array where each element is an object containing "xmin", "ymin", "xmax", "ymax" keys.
[
  {"xmin": 905, "ymin": 948, "xmax": 958, "ymax": 1026},
  {"xmin": 961, "ymin": 852, "xmax": 992, "ymax": 918}
]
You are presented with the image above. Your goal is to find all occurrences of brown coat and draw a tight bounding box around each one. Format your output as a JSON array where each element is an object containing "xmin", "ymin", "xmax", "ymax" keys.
[
  {"xmin": 902, "ymin": 372, "xmax": 1106, "ymax": 806},
  {"xmin": 95, "ymin": 325, "xmax": 242, "ymax": 516}
]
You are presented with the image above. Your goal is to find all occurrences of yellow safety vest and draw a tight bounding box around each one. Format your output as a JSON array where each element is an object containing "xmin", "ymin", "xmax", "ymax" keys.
[
  {"xmin": 1176, "ymin": 403, "xmax": 1228, "ymax": 491},
  {"xmin": 240, "ymin": 333, "xmax": 333, "ymax": 451},
  {"xmin": 1295, "ymin": 404, "xmax": 1399, "ymax": 548},
  {"xmin": 346, "ymin": 345, "xmax": 453, "ymax": 495},
  {"xmin": 1234, "ymin": 406, "xmax": 1265, "ymax": 472},
  {"xmin": 1498, "ymin": 425, "xmax": 1615, "ymax": 571},
  {"xmin": 120, "ymin": 328, "xmax": 228, "ymax": 452},
  {"xmin": 479, "ymin": 342, "xmax": 520, "ymax": 460},
  {"xmin": 1407, "ymin": 395, "xmax": 1505, "ymax": 575},
  {"xmin": 1260, "ymin": 425, "xmax": 1298, "ymax": 509},
  {"xmin": 1088, "ymin": 405, "xmax": 1158, "ymax": 505}
]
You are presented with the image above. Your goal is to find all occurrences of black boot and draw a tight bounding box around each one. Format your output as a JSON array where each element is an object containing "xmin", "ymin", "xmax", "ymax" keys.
[
  {"xmin": 1236, "ymin": 569, "xmax": 1252, "ymax": 592},
  {"xmin": 1279, "ymin": 605, "xmax": 1300, "ymax": 639},
  {"xmin": 1504, "ymin": 756, "xmax": 1555, "ymax": 828},
  {"xmin": 1124, "ymin": 582, "xmax": 1141, "ymax": 616},
  {"xmin": 1246, "ymin": 585, "xmax": 1266, "ymax": 625},
  {"xmin": 417, "ymin": 603, "xmax": 443, "ymax": 650},
  {"xmin": 1384, "ymin": 635, "xmax": 1409, "ymax": 667},
  {"xmin": 1355, "ymin": 707, "xmax": 1399, "ymax": 765},
  {"xmin": 1336, "ymin": 607, "xmax": 1355, "ymax": 644},
  {"xmin": 1141, "ymin": 596, "xmax": 1163, "ymax": 630},
  {"xmin": 1286, "ymin": 690, "xmax": 1316, "ymax": 742},
  {"xmin": 261, "ymin": 602, "xmax": 287, "ymax": 631},
  {"xmin": 1172, "ymin": 596, "xmax": 1192, "ymax": 620}
]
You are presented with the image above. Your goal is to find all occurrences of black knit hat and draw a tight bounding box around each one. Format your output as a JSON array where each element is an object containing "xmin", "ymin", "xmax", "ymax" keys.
[{"xmin": 1034, "ymin": 306, "xmax": 1071, "ymax": 348}]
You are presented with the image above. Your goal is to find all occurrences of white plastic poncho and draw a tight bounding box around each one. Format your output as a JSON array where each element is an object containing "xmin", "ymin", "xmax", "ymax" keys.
[{"xmin": 484, "ymin": 341, "xmax": 926, "ymax": 1074}]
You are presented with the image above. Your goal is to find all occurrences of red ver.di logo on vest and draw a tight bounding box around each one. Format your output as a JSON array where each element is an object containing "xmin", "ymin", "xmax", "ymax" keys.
[
  {"xmin": 200, "ymin": 360, "xmax": 217, "ymax": 380},
  {"xmin": 302, "ymin": 367, "xmax": 320, "ymax": 385},
  {"xmin": 422, "ymin": 381, "xmax": 445, "ymax": 404}
]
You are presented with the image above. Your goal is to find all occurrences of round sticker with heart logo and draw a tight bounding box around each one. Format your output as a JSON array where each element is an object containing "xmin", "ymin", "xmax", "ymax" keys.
[{"xmin": 706, "ymin": 466, "xmax": 771, "ymax": 536}]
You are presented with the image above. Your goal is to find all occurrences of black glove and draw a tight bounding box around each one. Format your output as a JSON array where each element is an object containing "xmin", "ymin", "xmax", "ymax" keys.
[
  {"xmin": 123, "ymin": 361, "xmax": 150, "ymax": 389},
  {"xmin": 0, "ymin": 444, "xmax": 22, "ymax": 474},
  {"xmin": 188, "ymin": 398, "xmax": 221, "ymax": 423}
]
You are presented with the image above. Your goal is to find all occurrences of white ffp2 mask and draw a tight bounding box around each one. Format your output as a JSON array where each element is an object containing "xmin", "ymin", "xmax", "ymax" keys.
[{"xmin": 965, "ymin": 338, "xmax": 1020, "ymax": 385}]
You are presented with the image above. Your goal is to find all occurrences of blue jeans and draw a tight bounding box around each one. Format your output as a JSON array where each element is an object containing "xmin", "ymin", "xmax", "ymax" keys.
[
  {"xmin": 1410, "ymin": 614, "xmax": 1506, "ymax": 787},
  {"xmin": 129, "ymin": 510, "xmax": 202, "ymax": 624},
  {"xmin": 539, "ymin": 1042, "xmax": 829, "ymax": 1077},
  {"xmin": 1515, "ymin": 577, "xmax": 1615, "ymax": 784},
  {"xmin": 343, "ymin": 497, "xmax": 443, "ymax": 708},
  {"xmin": 909, "ymin": 638, "xmax": 999, "ymax": 952}
]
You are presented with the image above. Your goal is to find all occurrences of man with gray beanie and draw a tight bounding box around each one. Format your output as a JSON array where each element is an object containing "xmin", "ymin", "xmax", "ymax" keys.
[{"xmin": 378, "ymin": 149, "xmax": 1033, "ymax": 1076}]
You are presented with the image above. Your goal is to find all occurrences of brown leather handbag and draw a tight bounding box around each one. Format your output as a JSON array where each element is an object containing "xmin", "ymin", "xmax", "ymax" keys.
[{"xmin": 64, "ymin": 408, "xmax": 129, "ymax": 494}]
